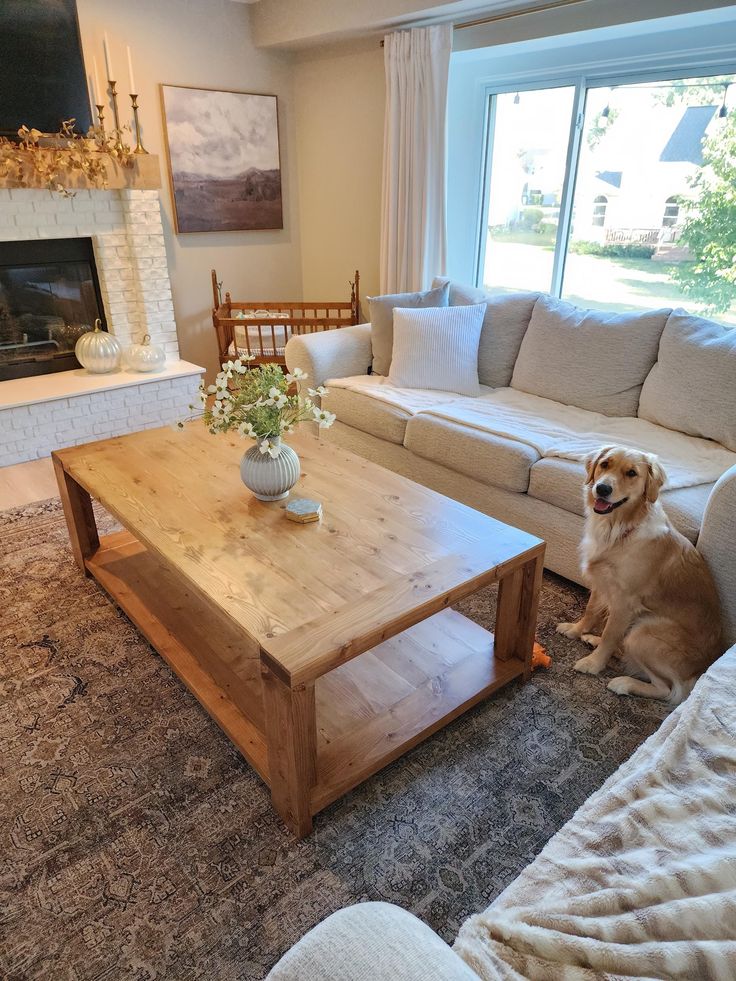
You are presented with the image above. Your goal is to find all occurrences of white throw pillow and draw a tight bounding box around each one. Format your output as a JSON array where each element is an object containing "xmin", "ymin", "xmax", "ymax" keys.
[{"xmin": 389, "ymin": 303, "xmax": 486, "ymax": 396}]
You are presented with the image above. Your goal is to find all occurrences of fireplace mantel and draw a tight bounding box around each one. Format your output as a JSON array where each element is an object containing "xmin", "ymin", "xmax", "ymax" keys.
[{"xmin": 0, "ymin": 152, "xmax": 161, "ymax": 192}]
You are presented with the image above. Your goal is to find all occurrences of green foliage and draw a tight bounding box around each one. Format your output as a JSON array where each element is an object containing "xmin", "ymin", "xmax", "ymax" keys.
[
  {"xmin": 673, "ymin": 113, "xmax": 736, "ymax": 314},
  {"xmin": 586, "ymin": 107, "xmax": 619, "ymax": 151},
  {"xmin": 570, "ymin": 240, "xmax": 656, "ymax": 259},
  {"xmin": 652, "ymin": 77, "xmax": 731, "ymax": 107},
  {"xmin": 517, "ymin": 207, "xmax": 544, "ymax": 231}
]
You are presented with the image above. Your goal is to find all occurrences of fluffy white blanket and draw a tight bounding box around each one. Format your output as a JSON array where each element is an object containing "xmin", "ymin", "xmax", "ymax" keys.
[
  {"xmin": 327, "ymin": 377, "xmax": 736, "ymax": 490},
  {"xmin": 453, "ymin": 647, "xmax": 736, "ymax": 980}
]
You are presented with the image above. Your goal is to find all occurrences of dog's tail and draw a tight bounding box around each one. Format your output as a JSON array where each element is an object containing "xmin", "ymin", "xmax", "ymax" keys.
[{"xmin": 668, "ymin": 676, "xmax": 698, "ymax": 706}]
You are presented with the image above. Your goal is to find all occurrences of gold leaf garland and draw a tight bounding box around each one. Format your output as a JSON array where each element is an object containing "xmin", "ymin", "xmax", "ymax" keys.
[{"xmin": 0, "ymin": 119, "xmax": 135, "ymax": 197}]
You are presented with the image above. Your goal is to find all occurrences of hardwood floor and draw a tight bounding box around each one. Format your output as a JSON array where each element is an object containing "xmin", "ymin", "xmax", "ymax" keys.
[{"xmin": 0, "ymin": 457, "xmax": 57, "ymax": 510}]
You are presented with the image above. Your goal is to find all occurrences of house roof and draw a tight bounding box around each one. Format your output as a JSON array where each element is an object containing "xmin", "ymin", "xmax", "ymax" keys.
[
  {"xmin": 595, "ymin": 170, "xmax": 623, "ymax": 188},
  {"xmin": 660, "ymin": 105, "xmax": 717, "ymax": 164}
]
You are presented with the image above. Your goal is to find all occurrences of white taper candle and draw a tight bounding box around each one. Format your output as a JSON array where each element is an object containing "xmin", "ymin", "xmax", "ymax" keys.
[
  {"xmin": 126, "ymin": 45, "xmax": 136, "ymax": 94},
  {"xmin": 92, "ymin": 56, "xmax": 102, "ymax": 103},
  {"xmin": 103, "ymin": 33, "xmax": 115, "ymax": 80}
]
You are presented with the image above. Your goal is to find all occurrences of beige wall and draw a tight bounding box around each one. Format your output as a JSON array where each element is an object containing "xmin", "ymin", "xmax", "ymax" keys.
[
  {"xmin": 76, "ymin": 0, "xmax": 303, "ymax": 378},
  {"xmin": 293, "ymin": 39, "xmax": 385, "ymax": 310}
]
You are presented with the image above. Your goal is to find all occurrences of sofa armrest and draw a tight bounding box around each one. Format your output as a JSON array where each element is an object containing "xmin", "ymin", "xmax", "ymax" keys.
[
  {"xmin": 267, "ymin": 902, "xmax": 481, "ymax": 981},
  {"xmin": 285, "ymin": 323, "xmax": 372, "ymax": 390},
  {"xmin": 699, "ymin": 463, "xmax": 736, "ymax": 646}
]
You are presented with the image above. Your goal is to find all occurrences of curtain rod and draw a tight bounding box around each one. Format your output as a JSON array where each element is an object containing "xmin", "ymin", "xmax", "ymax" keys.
[{"xmin": 379, "ymin": 0, "xmax": 591, "ymax": 45}]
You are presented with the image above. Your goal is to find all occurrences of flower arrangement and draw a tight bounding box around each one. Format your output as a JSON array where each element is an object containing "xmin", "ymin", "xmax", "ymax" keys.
[{"xmin": 184, "ymin": 356, "xmax": 336, "ymax": 456}]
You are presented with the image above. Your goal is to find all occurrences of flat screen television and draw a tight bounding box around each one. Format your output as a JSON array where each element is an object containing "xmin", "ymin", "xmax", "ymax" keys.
[{"xmin": 0, "ymin": 0, "xmax": 92, "ymax": 137}]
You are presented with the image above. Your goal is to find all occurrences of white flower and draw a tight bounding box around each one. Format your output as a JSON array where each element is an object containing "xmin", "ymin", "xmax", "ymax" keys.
[
  {"xmin": 197, "ymin": 386, "xmax": 207, "ymax": 405},
  {"xmin": 267, "ymin": 386, "xmax": 288, "ymax": 409},
  {"xmin": 280, "ymin": 420, "xmax": 295, "ymax": 434},
  {"xmin": 238, "ymin": 421, "xmax": 256, "ymax": 438},
  {"xmin": 312, "ymin": 406, "xmax": 336, "ymax": 429},
  {"xmin": 232, "ymin": 359, "xmax": 249, "ymax": 374},
  {"xmin": 259, "ymin": 437, "xmax": 281, "ymax": 458},
  {"xmin": 206, "ymin": 384, "xmax": 218, "ymax": 395},
  {"xmin": 308, "ymin": 385, "xmax": 329, "ymax": 398},
  {"xmin": 285, "ymin": 367, "xmax": 307, "ymax": 383},
  {"xmin": 211, "ymin": 399, "xmax": 231, "ymax": 420}
]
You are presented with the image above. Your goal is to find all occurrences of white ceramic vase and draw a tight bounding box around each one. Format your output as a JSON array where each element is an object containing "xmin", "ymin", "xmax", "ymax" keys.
[
  {"xmin": 74, "ymin": 319, "xmax": 121, "ymax": 374},
  {"xmin": 240, "ymin": 437, "xmax": 300, "ymax": 502}
]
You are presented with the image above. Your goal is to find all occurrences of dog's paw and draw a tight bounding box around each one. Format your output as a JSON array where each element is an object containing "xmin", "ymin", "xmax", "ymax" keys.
[
  {"xmin": 581, "ymin": 633, "xmax": 602, "ymax": 648},
  {"xmin": 607, "ymin": 676, "xmax": 634, "ymax": 696},
  {"xmin": 574, "ymin": 653, "xmax": 605, "ymax": 675},
  {"xmin": 557, "ymin": 622, "xmax": 581, "ymax": 639}
]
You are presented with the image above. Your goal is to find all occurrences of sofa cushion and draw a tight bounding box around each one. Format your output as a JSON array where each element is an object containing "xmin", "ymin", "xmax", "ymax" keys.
[
  {"xmin": 322, "ymin": 375, "xmax": 483, "ymax": 446},
  {"xmin": 527, "ymin": 456, "xmax": 712, "ymax": 543},
  {"xmin": 321, "ymin": 386, "xmax": 411, "ymax": 445},
  {"xmin": 510, "ymin": 295, "xmax": 670, "ymax": 416},
  {"xmin": 639, "ymin": 309, "xmax": 736, "ymax": 451},
  {"xmin": 389, "ymin": 303, "xmax": 486, "ymax": 397},
  {"xmin": 368, "ymin": 282, "xmax": 449, "ymax": 376},
  {"xmin": 433, "ymin": 277, "xmax": 538, "ymax": 388},
  {"xmin": 405, "ymin": 413, "xmax": 539, "ymax": 493}
]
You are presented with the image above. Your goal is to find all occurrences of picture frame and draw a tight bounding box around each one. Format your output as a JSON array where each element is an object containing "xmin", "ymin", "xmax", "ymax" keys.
[{"xmin": 160, "ymin": 84, "xmax": 283, "ymax": 234}]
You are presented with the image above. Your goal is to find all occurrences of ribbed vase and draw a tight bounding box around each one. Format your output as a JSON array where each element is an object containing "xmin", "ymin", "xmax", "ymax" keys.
[{"xmin": 240, "ymin": 437, "xmax": 300, "ymax": 502}]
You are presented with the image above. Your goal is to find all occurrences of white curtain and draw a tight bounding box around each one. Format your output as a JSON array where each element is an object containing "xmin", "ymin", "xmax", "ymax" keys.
[{"xmin": 380, "ymin": 24, "xmax": 453, "ymax": 295}]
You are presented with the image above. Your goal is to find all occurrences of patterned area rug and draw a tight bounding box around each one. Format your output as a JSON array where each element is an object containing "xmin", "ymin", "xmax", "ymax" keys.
[{"xmin": 0, "ymin": 499, "xmax": 669, "ymax": 980}]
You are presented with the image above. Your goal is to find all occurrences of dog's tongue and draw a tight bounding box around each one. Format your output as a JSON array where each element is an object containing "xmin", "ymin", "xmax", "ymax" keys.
[{"xmin": 594, "ymin": 497, "xmax": 614, "ymax": 514}]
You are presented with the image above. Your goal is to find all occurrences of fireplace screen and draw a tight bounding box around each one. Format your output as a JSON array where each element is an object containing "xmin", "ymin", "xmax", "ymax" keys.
[{"xmin": 0, "ymin": 237, "xmax": 106, "ymax": 381}]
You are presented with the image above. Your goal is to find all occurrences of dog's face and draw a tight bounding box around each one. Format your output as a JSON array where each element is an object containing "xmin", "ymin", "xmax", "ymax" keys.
[{"xmin": 584, "ymin": 445, "xmax": 666, "ymax": 517}]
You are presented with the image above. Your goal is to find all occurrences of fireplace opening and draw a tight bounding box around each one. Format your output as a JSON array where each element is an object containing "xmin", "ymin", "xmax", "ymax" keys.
[{"xmin": 0, "ymin": 237, "xmax": 107, "ymax": 381}]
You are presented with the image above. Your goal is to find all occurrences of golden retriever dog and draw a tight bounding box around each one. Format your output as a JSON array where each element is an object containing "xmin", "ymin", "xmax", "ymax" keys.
[{"xmin": 557, "ymin": 445, "xmax": 723, "ymax": 703}]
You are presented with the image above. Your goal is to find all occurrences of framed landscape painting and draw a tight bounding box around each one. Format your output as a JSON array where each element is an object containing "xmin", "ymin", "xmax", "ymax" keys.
[{"xmin": 160, "ymin": 85, "xmax": 283, "ymax": 233}]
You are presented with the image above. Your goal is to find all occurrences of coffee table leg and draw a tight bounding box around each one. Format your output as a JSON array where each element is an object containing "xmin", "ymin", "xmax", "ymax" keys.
[
  {"xmin": 495, "ymin": 551, "xmax": 544, "ymax": 682},
  {"xmin": 52, "ymin": 454, "xmax": 100, "ymax": 577},
  {"xmin": 261, "ymin": 666, "xmax": 316, "ymax": 837}
]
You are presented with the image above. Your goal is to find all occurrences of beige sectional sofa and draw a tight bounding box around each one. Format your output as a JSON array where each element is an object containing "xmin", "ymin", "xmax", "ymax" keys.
[
  {"xmin": 286, "ymin": 282, "xmax": 736, "ymax": 642},
  {"xmin": 277, "ymin": 283, "xmax": 736, "ymax": 980}
]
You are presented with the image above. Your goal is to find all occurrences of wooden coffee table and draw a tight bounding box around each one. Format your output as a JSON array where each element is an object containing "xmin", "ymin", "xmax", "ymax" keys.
[{"xmin": 53, "ymin": 426, "xmax": 544, "ymax": 836}]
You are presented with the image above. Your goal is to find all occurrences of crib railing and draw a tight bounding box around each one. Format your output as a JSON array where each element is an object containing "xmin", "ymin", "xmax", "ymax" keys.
[{"xmin": 211, "ymin": 269, "xmax": 360, "ymax": 368}]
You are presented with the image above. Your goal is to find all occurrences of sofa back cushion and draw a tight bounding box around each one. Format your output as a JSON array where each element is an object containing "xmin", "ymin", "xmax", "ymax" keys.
[
  {"xmin": 510, "ymin": 295, "xmax": 670, "ymax": 416},
  {"xmin": 433, "ymin": 277, "xmax": 538, "ymax": 388},
  {"xmin": 369, "ymin": 282, "xmax": 449, "ymax": 376},
  {"xmin": 639, "ymin": 309, "xmax": 736, "ymax": 450}
]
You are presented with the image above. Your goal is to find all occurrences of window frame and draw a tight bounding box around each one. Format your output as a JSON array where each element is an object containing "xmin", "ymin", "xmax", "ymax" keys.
[{"xmin": 474, "ymin": 63, "xmax": 736, "ymax": 295}]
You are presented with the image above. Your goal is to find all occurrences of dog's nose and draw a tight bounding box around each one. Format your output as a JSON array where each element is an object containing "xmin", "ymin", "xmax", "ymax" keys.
[{"xmin": 595, "ymin": 482, "xmax": 612, "ymax": 497}]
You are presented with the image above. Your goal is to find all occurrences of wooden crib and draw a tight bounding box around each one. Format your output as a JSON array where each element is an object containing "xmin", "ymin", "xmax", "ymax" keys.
[{"xmin": 211, "ymin": 269, "xmax": 361, "ymax": 369}]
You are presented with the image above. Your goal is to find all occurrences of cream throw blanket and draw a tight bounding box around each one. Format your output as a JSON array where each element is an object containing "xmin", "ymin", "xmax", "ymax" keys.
[
  {"xmin": 327, "ymin": 377, "xmax": 736, "ymax": 490},
  {"xmin": 453, "ymin": 647, "xmax": 736, "ymax": 980}
]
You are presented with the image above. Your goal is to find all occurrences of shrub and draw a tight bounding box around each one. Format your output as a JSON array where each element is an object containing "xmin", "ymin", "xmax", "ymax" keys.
[{"xmin": 570, "ymin": 240, "xmax": 655, "ymax": 260}]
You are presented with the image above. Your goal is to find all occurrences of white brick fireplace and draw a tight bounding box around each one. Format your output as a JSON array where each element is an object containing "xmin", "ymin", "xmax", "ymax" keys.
[{"xmin": 0, "ymin": 184, "xmax": 203, "ymax": 467}]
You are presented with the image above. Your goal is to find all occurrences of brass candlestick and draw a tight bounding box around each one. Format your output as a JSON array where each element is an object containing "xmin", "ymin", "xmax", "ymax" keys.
[
  {"xmin": 130, "ymin": 94, "xmax": 148, "ymax": 154},
  {"xmin": 108, "ymin": 79, "xmax": 122, "ymax": 147},
  {"xmin": 95, "ymin": 103, "xmax": 106, "ymax": 138}
]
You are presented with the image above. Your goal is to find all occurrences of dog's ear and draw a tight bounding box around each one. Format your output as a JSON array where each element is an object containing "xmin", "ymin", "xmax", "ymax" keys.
[
  {"xmin": 645, "ymin": 455, "xmax": 666, "ymax": 502},
  {"xmin": 585, "ymin": 446, "xmax": 614, "ymax": 485}
]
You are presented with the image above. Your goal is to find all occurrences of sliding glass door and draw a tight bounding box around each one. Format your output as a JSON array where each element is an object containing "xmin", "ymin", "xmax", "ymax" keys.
[
  {"xmin": 480, "ymin": 71, "xmax": 736, "ymax": 323},
  {"xmin": 480, "ymin": 85, "xmax": 576, "ymax": 294}
]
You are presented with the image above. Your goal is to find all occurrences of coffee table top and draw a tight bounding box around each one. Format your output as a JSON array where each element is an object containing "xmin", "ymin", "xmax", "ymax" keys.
[{"xmin": 55, "ymin": 425, "xmax": 543, "ymax": 686}]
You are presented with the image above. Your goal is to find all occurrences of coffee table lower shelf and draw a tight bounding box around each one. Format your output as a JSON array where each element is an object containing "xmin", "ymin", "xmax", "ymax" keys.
[{"xmin": 86, "ymin": 530, "xmax": 528, "ymax": 836}]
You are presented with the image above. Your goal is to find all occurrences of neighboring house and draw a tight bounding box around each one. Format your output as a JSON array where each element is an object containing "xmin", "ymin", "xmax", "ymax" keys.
[{"xmin": 573, "ymin": 104, "xmax": 718, "ymax": 250}]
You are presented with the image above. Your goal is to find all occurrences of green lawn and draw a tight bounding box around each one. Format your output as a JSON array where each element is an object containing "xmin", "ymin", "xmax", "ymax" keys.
[{"xmin": 483, "ymin": 241, "xmax": 736, "ymax": 325}]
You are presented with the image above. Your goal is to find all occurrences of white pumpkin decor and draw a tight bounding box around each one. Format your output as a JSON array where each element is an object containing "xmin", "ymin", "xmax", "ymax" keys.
[
  {"xmin": 125, "ymin": 334, "xmax": 166, "ymax": 373},
  {"xmin": 74, "ymin": 319, "xmax": 121, "ymax": 374}
]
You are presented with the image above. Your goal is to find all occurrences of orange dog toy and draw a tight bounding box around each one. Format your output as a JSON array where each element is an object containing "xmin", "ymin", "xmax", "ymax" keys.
[{"xmin": 531, "ymin": 642, "xmax": 551, "ymax": 670}]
